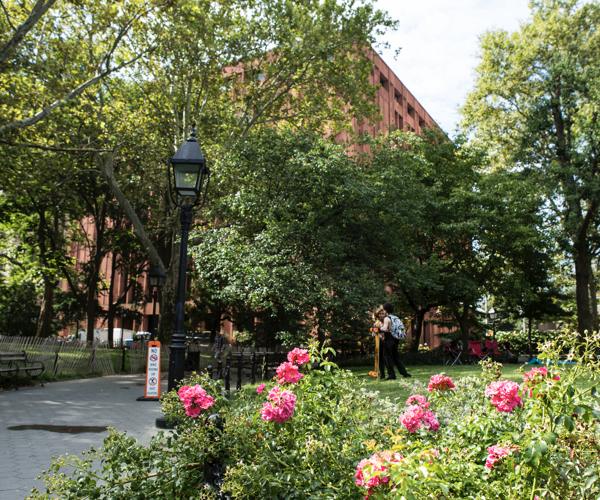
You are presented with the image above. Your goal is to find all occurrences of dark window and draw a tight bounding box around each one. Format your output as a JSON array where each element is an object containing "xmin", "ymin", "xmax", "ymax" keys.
[
  {"xmin": 379, "ymin": 74, "xmax": 389, "ymax": 91},
  {"xmin": 407, "ymin": 104, "xmax": 415, "ymax": 118}
]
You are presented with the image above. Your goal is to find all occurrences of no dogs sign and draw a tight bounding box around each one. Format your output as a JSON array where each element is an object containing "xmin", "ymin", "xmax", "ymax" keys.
[{"xmin": 145, "ymin": 341, "xmax": 162, "ymax": 398}]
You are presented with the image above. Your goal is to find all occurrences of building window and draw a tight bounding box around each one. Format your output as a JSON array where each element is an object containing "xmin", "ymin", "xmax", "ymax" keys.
[
  {"xmin": 419, "ymin": 119, "xmax": 426, "ymax": 129},
  {"xmin": 407, "ymin": 104, "xmax": 415, "ymax": 118},
  {"xmin": 394, "ymin": 92, "xmax": 401, "ymax": 103},
  {"xmin": 379, "ymin": 74, "xmax": 389, "ymax": 91}
]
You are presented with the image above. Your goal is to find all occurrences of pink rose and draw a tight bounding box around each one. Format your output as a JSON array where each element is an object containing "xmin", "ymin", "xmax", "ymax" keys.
[
  {"xmin": 178, "ymin": 384, "xmax": 215, "ymax": 418},
  {"xmin": 260, "ymin": 386, "xmax": 297, "ymax": 423},
  {"xmin": 276, "ymin": 362, "xmax": 304, "ymax": 385},
  {"xmin": 399, "ymin": 405, "xmax": 439, "ymax": 433},
  {"xmin": 355, "ymin": 451, "xmax": 403, "ymax": 499},
  {"xmin": 257, "ymin": 383, "xmax": 266, "ymax": 395},
  {"xmin": 287, "ymin": 348, "xmax": 310, "ymax": 365},
  {"xmin": 485, "ymin": 380, "xmax": 522, "ymax": 413},
  {"xmin": 406, "ymin": 394, "xmax": 429, "ymax": 408},
  {"xmin": 485, "ymin": 445, "xmax": 517, "ymax": 468},
  {"xmin": 523, "ymin": 367, "xmax": 560, "ymax": 397},
  {"xmin": 427, "ymin": 374, "xmax": 455, "ymax": 392}
]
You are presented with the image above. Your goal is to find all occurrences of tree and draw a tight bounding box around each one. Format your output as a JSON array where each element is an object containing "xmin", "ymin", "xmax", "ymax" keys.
[
  {"xmin": 75, "ymin": 0, "xmax": 397, "ymax": 342},
  {"xmin": 461, "ymin": 0, "xmax": 600, "ymax": 333},
  {"xmin": 189, "ymin": 129, "xmax": 392, "ymax": 345},
  {"xmin": 0, "ymin": 0, "xmax": 159, "ymax": 135}
]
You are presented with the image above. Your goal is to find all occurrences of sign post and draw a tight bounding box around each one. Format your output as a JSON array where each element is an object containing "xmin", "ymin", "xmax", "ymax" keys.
[{"xmin": 137, "ymin": 341, "xmax": 162, "ymax": 401}]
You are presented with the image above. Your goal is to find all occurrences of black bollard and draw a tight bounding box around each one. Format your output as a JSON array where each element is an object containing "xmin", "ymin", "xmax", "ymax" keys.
[
  {"xmin": 203, "ymin": 414, "xmax": 229, "ymax": 499},
  {"xmin": 207, "ymin": 364, "xmax": 213, "ymax": 380},
  {"xmin": 263, "ymin": 353, "xmax": 269, "ymax": 380},
  {"xmin": 225, "ymin": 357, "xmax": 231, "ymax": 393},
  {"xmin": 217, "ymin": 359, "xmax": 223, "ymax": 380},
  {"xmin": 236, "ymin": 354, "xmax": 242, "ymax": 390},
  {"xmin": 250, "ymin": 352, "xmax": 256, "ymax": 384}
]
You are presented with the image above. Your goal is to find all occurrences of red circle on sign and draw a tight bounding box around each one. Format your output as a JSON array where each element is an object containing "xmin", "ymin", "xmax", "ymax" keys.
[
  {"xmin": 149, "ymin": 377, "xmax": 157, "ymax": 386},
  {"xmin": 150, "ymin": 354, "xmax": 158, "ymax": 362}
]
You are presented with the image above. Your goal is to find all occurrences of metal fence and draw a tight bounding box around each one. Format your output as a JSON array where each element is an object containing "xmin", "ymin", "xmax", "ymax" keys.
[
  {"xmin": 128, "ymin": 341, "xmax": 170, "ymax": 374},
  {"xmin": 0, "ymin": 336, "xmax": 115, "ymax": 377}
]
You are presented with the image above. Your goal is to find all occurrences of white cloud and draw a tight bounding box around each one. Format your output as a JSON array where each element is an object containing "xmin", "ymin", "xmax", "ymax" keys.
[{"xmin": 374, "ymin": 0, "xmax": 531, "ymax": 134}]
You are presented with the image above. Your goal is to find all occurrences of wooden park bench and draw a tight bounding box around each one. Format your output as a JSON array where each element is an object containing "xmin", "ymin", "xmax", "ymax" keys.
[{"xmin": 0, "ymin": 351, "xmax": 45, "ymax": 389}]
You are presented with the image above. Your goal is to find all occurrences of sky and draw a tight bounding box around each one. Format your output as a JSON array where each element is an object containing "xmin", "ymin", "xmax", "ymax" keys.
[{"xmin": 374, "ymin": 0, "xmax": 532, "ymax": 134}]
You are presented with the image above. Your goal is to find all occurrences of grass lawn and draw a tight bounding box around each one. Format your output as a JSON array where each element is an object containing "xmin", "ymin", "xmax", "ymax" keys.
[
  {"xmin": 237, "ymin": 363, "xmax": 530, "ymax": 402},
  {"xmin": 349, "ymin": 364, "xmax": 528, "ymax": 402}
]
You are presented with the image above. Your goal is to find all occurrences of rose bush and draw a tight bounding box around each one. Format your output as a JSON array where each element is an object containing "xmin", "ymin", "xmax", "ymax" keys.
[
  {"xmin": 27, "ymin": 332, "xmax": 600, "ymax": 499},
  {"xmin": 355, "ymin": 332, "xmax": 600, "ymax": 499}
]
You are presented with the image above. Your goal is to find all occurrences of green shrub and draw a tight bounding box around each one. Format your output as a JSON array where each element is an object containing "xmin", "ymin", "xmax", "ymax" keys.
[
  {"xmin": 496, "ymin": 329, "xmax": 557, "ymax": 355},
  {"xmin": 28, "ymin": 333, "xmax": 600, "ymax": 499}
]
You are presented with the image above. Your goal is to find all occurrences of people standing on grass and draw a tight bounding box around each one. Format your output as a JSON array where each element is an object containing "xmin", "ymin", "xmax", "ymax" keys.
[
  {"xmin": 378, "ymin": 303, "xmax": 411, "ymax": 379},
  {"xmin": 213, "ymin": 332, "xmax": 226, "ymax": 359}
]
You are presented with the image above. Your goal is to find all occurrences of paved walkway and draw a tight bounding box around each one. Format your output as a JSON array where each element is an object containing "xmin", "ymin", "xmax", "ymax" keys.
[{"xmin": 0, "ymin": 375, "xmax": 164, "ymax": 500}]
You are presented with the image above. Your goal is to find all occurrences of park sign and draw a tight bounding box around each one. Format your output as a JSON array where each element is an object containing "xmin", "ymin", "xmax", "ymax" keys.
[{"xmin": 144, "ymin": 341, "xmax": 161, "ymax": 399}]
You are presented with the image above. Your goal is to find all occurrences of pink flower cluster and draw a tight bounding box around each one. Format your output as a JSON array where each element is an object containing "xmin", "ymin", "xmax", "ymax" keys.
[
  {"xmin": 399, "ymin": 405, "xmax": 440, "ymax": 433},
  {"xmin": 406, "ymin": 394, "xmax": 429, "ymax": 408},
  {"xmin": 287, "ymin": 348, "xmax": 310, "ymax": 365},
  {"xmin": 428, "ymin": 374, "xmax": 455, "ymax": 392},
  {"xmin": 485, "ymin": 445, "xmax": 517, "ymax": 468},
  {"xmin": 276, "ymin": 362, "xmax": 304, "ymax": 385},
  {"xmin": 523, "ymin": 367, "xmax": 560, "ymax": 397},
  {"xmin": 178, "ymin": 384, "xmax": 215, "ymax": 418},
  {"xmin": 485, "ymin": 380, "xmax": 523, "ymax": 413},
  {"xmin": 259, "ymin": 386, "xmax": 297, "ymax": 423},
  {"xmin": 355, "ymin": 451, "xmax": 403, "ymax": 500},
  {"xmin": 257, "ymin": 383, "xmax": 265, "ymax": 395}
]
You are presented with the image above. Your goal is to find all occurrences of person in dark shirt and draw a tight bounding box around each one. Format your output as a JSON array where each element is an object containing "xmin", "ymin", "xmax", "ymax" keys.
[{"xmin": 213, "ymin": 332, "xmax": 226, "ymax": 359}]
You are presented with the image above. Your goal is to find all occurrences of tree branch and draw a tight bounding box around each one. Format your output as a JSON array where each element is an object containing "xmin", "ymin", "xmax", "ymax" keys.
[
  {"xmin": 0, "ymin": 0, "xmax": 16, "ymax": 31},
  {"xmin": 94, "ymin": 151, "xmax": 165, "ymax": 272},
  {"xmin": 0, "ymin": 0, "xmax": 58, "ymax": 65},
  {"xmin": 0, "ymin": 48, "xmax": 152, "ymax": 135},
  {"xmin": 0, "ymin": 253, "xmax": 27, "ymax": 270},
  {"xmin": 0, "ymin": 138, "xmax": 110, "ymax": 152}
]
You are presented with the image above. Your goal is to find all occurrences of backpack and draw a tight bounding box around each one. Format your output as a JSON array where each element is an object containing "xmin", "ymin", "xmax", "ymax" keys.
[{"xmin": 388, "ymin": 314, "xmax": 406, "ymax": 340}]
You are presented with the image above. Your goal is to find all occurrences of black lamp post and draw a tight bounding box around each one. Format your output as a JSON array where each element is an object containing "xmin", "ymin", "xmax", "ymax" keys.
[
  {"xmin": 147, "ymin": 263, "xmax": 165, "ymax": 341},
  {"xmin": 166, "ymin": 124, "xmax": 210, "ymax": 393}
]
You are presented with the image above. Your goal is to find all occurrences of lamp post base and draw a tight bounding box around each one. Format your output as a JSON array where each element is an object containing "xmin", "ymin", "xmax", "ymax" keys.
[{"xmin": 155, "ymin": 416, "xmax": 180, "ymax": 429}]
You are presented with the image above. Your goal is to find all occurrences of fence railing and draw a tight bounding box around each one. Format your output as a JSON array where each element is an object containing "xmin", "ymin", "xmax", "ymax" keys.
[{"xmin": 0, "ymin": 337, "xmax": 115, "ymax": 377}]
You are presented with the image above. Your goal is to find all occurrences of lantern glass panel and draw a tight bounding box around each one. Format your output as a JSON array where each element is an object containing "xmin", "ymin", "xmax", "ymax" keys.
[{"xmin": 174, "ymin": 163, "xmax": 201, "ymax": 196}]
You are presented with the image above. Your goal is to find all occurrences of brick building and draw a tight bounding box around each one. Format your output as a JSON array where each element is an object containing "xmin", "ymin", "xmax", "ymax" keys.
[{"xmin": 63, "ymin": 52, "xmax": 449, "ymax": 348}]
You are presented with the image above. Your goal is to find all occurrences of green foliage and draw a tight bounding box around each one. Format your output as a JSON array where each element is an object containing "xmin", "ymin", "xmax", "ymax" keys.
[
  {"xmin": 28, "ymin": 333, "xmax": 600, "ymax": 499},
  {"xmin": 0, "ymin": 279, "xmax": 39, "ymax": 336},
  {"xmin": 496, "ymin": 329, "xmax": 558, "ymax": 356},
  {"xmin": 361, "ymin": 330, "xmax": 600, "ymax": 499},
  {"xmin": 461, "ymin": 0, "xmax": 600, "ymax": 332},
  {"xmin": 29, "ymin": 343, "xmax": 398, "ymax": 499},
  {"xmin": 191, "ymin": 129, "xmax": 392, "ymax": 345}
]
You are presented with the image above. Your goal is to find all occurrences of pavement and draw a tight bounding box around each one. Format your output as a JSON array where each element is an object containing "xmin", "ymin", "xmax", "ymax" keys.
[{"xmin": 0, "ymin": 375, "xmax": 165, "ymax": 500}]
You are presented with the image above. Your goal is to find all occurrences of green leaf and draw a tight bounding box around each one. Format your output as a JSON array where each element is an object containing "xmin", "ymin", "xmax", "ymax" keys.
[{"xmin": 542, "ymin": 432, "xmax": 558, "ymax": 446}]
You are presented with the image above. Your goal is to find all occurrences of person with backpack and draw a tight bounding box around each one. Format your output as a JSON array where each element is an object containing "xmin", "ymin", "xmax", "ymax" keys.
[{"xmin": 381, "ymin": 302, "xmax": 411, "ymax": 379}]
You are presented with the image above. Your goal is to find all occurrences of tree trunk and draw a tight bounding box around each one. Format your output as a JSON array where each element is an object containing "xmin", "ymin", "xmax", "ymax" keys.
[
  {"xmin": 158, "ymin": 234, "xmax": 180, "ymax": 344},
  {"xmin": 36, "ymin": 280, "xmax": 54, "ymax": 338},
  {"xmin": 589, "ymin": 258, "xmax": 598, "ymax": 333},
  {"xmin": 528, "ymin": 317, "xmax": 533, "ymax": 361},
  {"xmin": 574, "ymin": 241, "xmax": 593, "ymax": 334},
  {"xmin": 107, "ymin": 250, "xmax": 118, "ymax": 348},
  {"xmin": 409, "ymin": 309, "xmax": 427, "ymax": 353},
  {"xmin": 458, "ymin": 304, "xmax": 470, "ymax": 357},
  {"xmin": 86, "ymin": 192, "xmax": 109, "ymax": 342}
]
